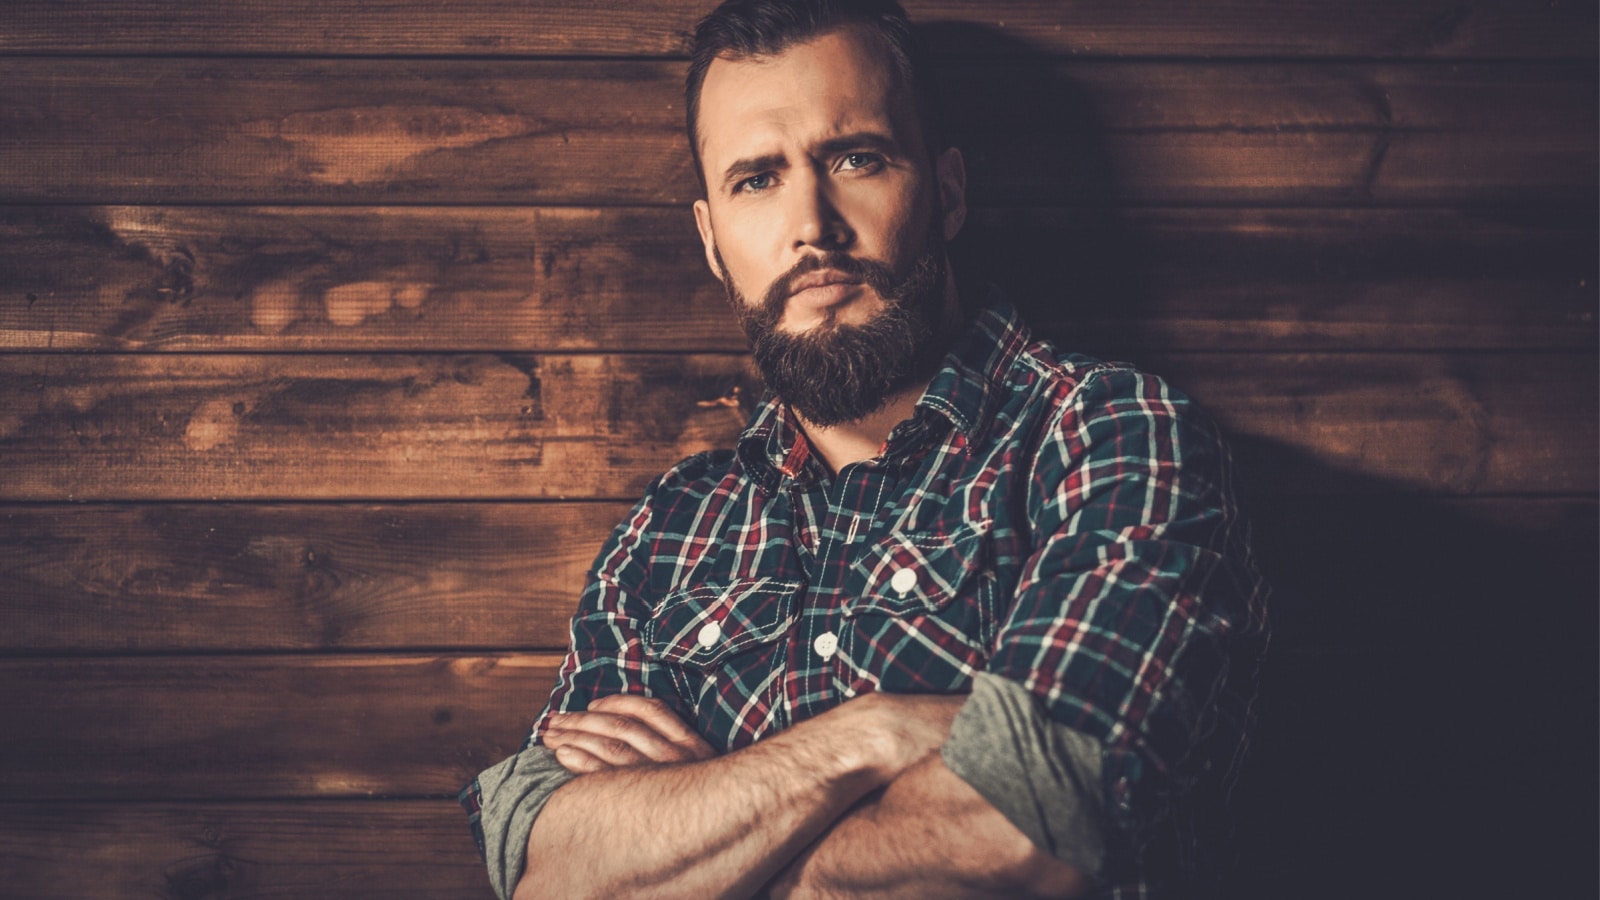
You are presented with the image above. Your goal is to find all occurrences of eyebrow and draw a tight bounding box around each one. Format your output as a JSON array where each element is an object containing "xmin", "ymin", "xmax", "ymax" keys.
[
  {"xmin": 719, "ymin": 153, "xmax": 787, "ymax": 191},
  {"xmin": 717, "ymin": 131, "xmax": 902, "ymax": 192}
]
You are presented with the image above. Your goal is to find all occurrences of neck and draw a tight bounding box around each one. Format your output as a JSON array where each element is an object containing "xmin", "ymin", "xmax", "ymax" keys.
[
  {"xmin": 795, "ymin": 384, "xmax": 925, "ymax": 475},
  {"xmin": 793, "ymin": 275, "xmax": 965, "ymax": 475}
]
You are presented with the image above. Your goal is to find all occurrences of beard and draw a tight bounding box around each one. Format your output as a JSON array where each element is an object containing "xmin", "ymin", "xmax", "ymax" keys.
[{"xmin": 717, "ymin": 224, "xmax": 949, "ymax": 428}]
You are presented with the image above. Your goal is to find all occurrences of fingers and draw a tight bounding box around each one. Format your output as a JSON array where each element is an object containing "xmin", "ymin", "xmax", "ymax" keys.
[
  {"xmin": 550, "ymin": 744, "xmax": 608, "ymax": 775},
  {"xmin": 590, "ymin": 694, "xmax": 716, "ymax": 761},
  {"xmin": 541, "ymin": 694, "xmax": 715, "ymax": 772},
  {"xmin": 544, "ymin": 716, "xmax": 661, "ymax": 769}
]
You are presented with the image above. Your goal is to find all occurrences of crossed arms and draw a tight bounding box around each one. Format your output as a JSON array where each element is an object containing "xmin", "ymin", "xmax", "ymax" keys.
[
  {"xmin": 490, "ymin": 364, "xmax": 1267, "ymax": 898},
  {"xmin": 516, "ymin": 690, "xmax": 1089, "ymax": 899}
]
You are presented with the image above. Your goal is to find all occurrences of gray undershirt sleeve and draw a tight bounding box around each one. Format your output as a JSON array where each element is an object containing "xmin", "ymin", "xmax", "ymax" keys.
[
  {"xmin": 471, "ymin": 745, "xmax": 578, "ymax": 900},
  {"xmin": 941, "ymin": 671, "xmax": 1108, "ymax": 881}
]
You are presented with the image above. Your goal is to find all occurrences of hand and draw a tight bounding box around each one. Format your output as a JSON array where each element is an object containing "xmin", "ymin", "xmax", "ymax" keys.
[
  {"xmin": 849, "ymin": 691, "xmax": 967, "ymax": 780},
  {"xmin": 542, "ymin": 693, "xmax": 716, "ymax": 775}
]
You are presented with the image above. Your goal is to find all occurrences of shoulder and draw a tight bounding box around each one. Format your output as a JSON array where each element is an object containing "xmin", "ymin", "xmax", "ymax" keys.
[
  {"xmin": 1002, "ymin": 342, "xmax": 1227, "ymax": 481},
  {"xmin": 642, "ymin": 448, "xmax": 743, "ymax": 507},
  {"xmin": 1008, "ymin": 338, "xmax": 1209, "ymax": 428}
]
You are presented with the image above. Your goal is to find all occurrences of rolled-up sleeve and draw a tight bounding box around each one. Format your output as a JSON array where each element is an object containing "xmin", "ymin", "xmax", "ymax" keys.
[
  {"xmin": 942, "ymin": 671, "xmax": 1108, "ymax": 879},
  {"xmin": 459, "ymin": 747, "xmax": 577, "ymax": 899},
  {"xmin": 984, "ymin": 366, "xmax": 1269, "ymax": 879}
]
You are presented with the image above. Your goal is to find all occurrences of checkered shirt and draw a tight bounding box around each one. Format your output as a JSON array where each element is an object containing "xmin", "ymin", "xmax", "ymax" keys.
[{"xmin": 477, "ymin": 290, "xmax": 1269, "ymax": 897}]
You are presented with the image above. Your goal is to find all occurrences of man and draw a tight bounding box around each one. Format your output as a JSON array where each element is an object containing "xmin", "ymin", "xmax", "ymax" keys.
[{"xmin": 462, "ymin": 1, "xmax": 1269, "ymax": 897}]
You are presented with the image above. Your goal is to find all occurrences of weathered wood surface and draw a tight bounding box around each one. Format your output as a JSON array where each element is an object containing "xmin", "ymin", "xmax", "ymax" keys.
[
  {"xmin": 3, "ymin": 205, "xmax": 1593, "ymax": 353},
  {"xmin": 0, "ymin": 800, "xmax": 495, "ymax": 900},
  {"xmin": 0, "ymin": 353, "xmax": 759, "ymax": 501},
  {"xmin": 1, "ymin": 351, "xmax": 1592, "ymax": 501},
  {"xmin": 0, "ymin": 502, "xmax": 626, "ymax": 654},
  {"xmin": 2, "ymin": 0, "xmax": 1593, "ymax": 58},
  {"xmin": 2, "ymin": 497, "xmax": 1592, "ymax": 655},
  {"xmin": 0, "ymin": 654, "xmax": 559, "ymax": 799},
  {"xmin": 2, "ymin": 60, "xmax": 1592, "ymax": 205}
]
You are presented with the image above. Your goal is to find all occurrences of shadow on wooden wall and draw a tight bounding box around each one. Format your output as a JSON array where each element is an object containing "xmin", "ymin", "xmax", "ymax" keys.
[{"xmin": 930, "ymin": 23, "xmax": 1598, "ymax": 896}]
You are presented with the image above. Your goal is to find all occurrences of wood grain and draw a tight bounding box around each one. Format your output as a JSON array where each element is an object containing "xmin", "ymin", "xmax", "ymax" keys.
[
  {"xmin": 2, "ymin": 1, "xmax": 1592, "ymax": 896},
  {"xmin": 0, "ymin": 206, "xmax": 740, "ymax": 353},
  {"xmin": 0, "ymin": 800, "xmax": 495, "ymax": 899},
  {"xmin": 0, "ymin": 502, "xmax": 627, "ymax": 653},
  {"xmin": 1, "ymin": 351, "xmax": 1592, "ymax": 501},
  {"xmin": 1, "ymin": 60, "xmax": 1591, "ymax": 205},
  {"xmin": 0, "ymin": 654, "xmax": 559, "ymax": 799},
  {"xmin": 2, "ymin": 205, "xmax": 1593, "ymax": 353},
  {"xmin": 2, "ymin": 497, "xmax": 1590, "ymax": 655},
  {"xmin": 0, "ymin": 352, "xmax": 760, "ymax": 501},
  {"xmin": 2, "ymin": 0, "xmax": 1592, "ymax": 58}
]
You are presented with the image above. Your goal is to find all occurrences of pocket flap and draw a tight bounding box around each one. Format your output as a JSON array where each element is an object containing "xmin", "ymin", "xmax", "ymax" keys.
[
  {"xmin": 849, "ymin": 521, "xmax": 991, "ymax": 616},
  {"xmin": 643, "ymin": 578, "xmax": 799, "ymax": 669}
]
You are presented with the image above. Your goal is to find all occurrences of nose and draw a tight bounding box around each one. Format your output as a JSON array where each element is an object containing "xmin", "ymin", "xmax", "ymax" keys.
[{"xmin": 791, "ymin": 171, "xmax": 853, "ymax": 252}]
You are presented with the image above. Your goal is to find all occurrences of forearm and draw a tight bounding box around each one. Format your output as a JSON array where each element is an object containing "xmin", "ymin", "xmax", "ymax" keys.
[
  {"xmin": 517, "ymin": 703, "xmax": 892, "ymax": 900},
  {"xmin": 767, "ymin": 754, "xmax": 1089, "ymax": 900}
]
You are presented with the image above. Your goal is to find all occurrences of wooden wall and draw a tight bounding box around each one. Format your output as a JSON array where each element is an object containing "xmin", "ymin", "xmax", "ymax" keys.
[{"xmin": 1, "ymin": 2, "xmax": 1595, "ymax": 897}]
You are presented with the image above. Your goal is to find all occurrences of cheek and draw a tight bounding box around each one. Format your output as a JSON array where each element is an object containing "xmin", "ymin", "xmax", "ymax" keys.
[
  {"xmin": 712, "ymin": 215, "xmax": 777, "ymax": 296},
  {"xmin": 851, "ymin": 181, "xmax": 933, "ymax": 269}
]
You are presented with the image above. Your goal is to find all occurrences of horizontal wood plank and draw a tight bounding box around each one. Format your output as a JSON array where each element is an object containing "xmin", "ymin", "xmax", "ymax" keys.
[
  {"xmin": 1, "ymin": 351, "xmax": 1593, "ymax": 501},
  {"xmin": 0, "ymin": 352, "xmax": 761, "ymax": 501},
  {"xmin": 1, "ymin": 60, "xmax": 1592, "ymax": 205},
  {"xmin": 0, "ymin": 502, "xmax": 627, "ymax": 653},
  {"xmin": 1, "ymin": 0, "xmax": 1592, "ymax": 58},
  {"xmin": 0, "ymin": 800, "xmax": 494, "ymax": 899},
  {"xmin": 1, "ymin": 497, "xmax": 1591, "ymax": 655},
  {"xmin": 0, "ymin": 654, "xmax": 558, "ymax": 800},
  {"xmin": 2, "ymin": 205, "xmax": 1593, "ymax": 353},
  {"xmin": 0, "ymin": 206, "xmax": 740, "ymax": 353}
]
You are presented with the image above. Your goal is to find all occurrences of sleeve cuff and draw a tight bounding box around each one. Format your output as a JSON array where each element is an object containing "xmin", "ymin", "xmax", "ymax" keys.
[
  {"xmin": 465, "ymin": 745, "xmax": 579, "ymax": 900},
  {"xmin": 940, "ymin": 671, "xmax": 1108, "ymax": 880}
]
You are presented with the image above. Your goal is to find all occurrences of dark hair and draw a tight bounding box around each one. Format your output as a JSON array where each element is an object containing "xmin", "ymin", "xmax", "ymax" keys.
[{"xmin": 684, "ymin": 0, "xmax": 942, "ymax": 192}]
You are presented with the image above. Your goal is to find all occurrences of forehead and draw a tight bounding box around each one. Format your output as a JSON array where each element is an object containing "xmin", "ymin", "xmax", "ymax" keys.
[{"xmin": 695, "ymin": 26, "xmax": 916, "ymax": 167}]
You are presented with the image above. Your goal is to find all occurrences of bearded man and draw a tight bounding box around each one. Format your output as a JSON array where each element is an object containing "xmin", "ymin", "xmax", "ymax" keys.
[{"xmin": 462, "ymin": 1, "xmax": 1269, "ymax": 897}]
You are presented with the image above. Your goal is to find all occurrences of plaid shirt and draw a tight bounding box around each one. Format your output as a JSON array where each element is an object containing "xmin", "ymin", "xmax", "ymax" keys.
[{"xmin": 486, "ymin": 290, "xmax": 1268, "ymax": 896}]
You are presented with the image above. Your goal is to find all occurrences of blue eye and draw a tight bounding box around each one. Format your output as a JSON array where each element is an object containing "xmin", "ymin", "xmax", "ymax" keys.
[
  {"xmin": 840, "ymin": 153, "xmax": 881, "ymax": 171},
  {"xmin": 736, "ymin": 173, "xmax": 772, "ymax": 194}
]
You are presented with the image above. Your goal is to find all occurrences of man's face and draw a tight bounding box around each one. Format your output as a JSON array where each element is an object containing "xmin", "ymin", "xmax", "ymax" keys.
[{"xmin": 691, "ymin": 25, "xmax": 966, "ymax": 426}]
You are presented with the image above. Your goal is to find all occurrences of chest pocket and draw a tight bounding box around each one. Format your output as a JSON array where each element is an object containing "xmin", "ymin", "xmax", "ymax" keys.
[
  {"xmin": 847, "ymin": 520, "xmax": 994, "ymax": 618},
  {"xmin": 642, "ymin": 577, "xmax": 799, "ymax": 670}
]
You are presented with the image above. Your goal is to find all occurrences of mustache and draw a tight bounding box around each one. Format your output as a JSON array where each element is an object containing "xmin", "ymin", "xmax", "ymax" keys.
[{"xmin": 760, "ymin": 252, "xmax": 900, "ymax": 317}]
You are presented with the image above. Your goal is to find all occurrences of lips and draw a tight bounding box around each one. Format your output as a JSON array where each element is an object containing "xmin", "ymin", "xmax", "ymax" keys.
[{"xmin": 787, "ymin": 269, "xmax": 862, "ymax": 297}]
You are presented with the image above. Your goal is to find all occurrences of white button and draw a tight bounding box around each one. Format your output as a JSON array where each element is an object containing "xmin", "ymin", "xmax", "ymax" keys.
[
  {"xmin": 813, "ymin": 632, "xmax": 839, "ymax": 659},
  {"xmin": 696, "ymin": 621, "xmax": 721, "ymax": 648},
  {"xmin": 890, "ymin": 568, "xmax": 917, "ymax": 595}
]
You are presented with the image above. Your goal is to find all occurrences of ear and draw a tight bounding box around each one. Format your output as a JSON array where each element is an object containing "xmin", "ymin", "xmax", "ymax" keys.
[
  {"xmin": 935, "ymin": 146, "xmax": 967, "ymax": 242},
  {"xmin": 692, "ymin": 199, "xmax": 724, "ymax": 282}
]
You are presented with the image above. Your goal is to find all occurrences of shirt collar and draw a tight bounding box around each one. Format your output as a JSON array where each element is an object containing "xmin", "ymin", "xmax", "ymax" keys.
[
  {"xmin": 912, "ymin": 284, "xmax": 1029, "ymax": 449},
  {"xmin": 735, "ymin": 285, "xmax": 1029, "ymax": 490}
]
